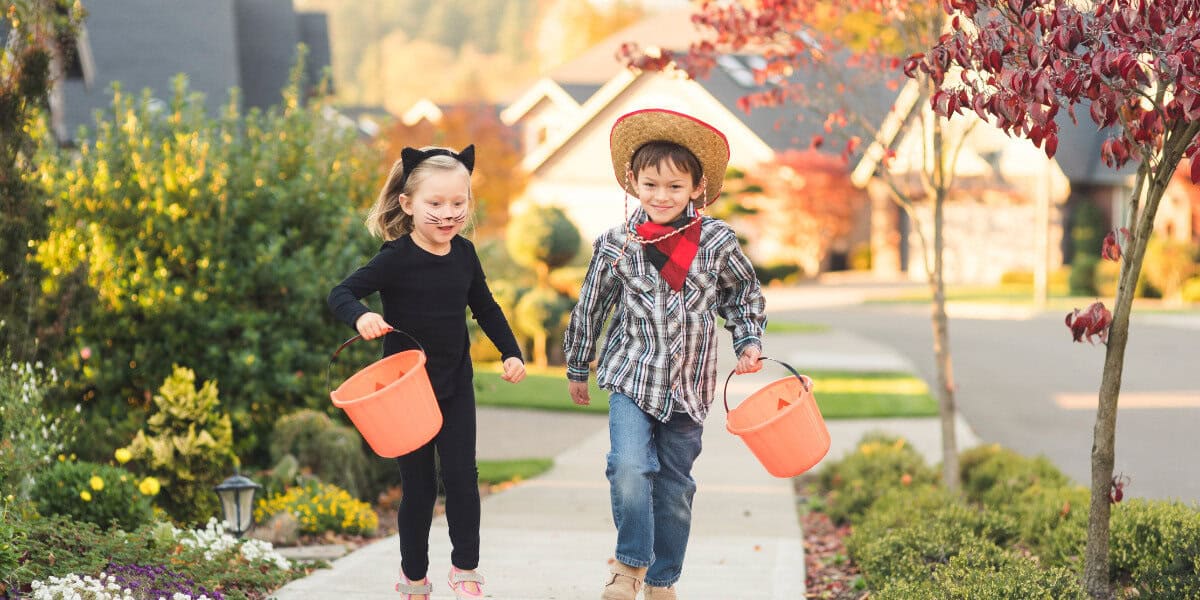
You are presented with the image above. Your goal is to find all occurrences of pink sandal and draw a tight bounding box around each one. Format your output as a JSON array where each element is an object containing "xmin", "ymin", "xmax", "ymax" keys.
[
  {"xmin": 447, "ymin": 566, "xmax": 485, "ymax": 599},
  {"xmin": 395, "ymin": 570, "xmax": 432, "ymax": 599}
]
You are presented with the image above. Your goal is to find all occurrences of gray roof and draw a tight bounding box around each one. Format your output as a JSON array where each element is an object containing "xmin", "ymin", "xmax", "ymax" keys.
[
  {"xmin": 59, "ymin": 0, "xmax": 330, "ymax": 140},
  {"xmin": 234, "ymin": 0, "xmax": 299, "ymax": 111},
  {"xmin": 700, "ymin": 53, "xmax": 896, "ymax": 152},
  {"xmin": 299, "ymin": 12, "xmax": 332, "ymax": 92},
  {"xmin": 1053, "ymin": 104, "xmax": 1139, "ymax": 185},
  {"xmin": 560, "ymin": 83, "xmax": 602, "ymax": 104}
]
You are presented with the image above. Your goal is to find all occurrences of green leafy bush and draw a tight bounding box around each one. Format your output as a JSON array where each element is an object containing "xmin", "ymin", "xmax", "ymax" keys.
[
  {"xmin": 816, "ymin": 432, "xmax": 938, "ymax": 524},
  {"xmin": 30, "ymin": 460, "xmax": 152, "ymax": 530},
  {"xmin": 269, "ymin": 409, "xmax": 371, "ymax": 498},
  {"xmin": 1142, "ymin": 236, "xmax": 1199, "ymax": 303},
  {"xmin": 959, "ymin": 443, "xmax": 1070, "ymax": 508},
  {"xmin": 1005, "ymin": 484, "xmax": 1089, "ymax": 570},
  {"xmin": 1068, "ymin": 255, "xmax": 1098, "ymax": 296},
  {"xmin": 255, "ymin": 480, "xmax": 378, "ymax": 536},
  {"xmin": 30, "ymin": 66, "xmax": 382, "ymax": 463},
  {"xmin": 121, "ymin": 365, "xmax": 234, "ymax": 525},
  {"xmin": 1110, "ymin": 498, "xmax": 1200, "ymax": 599},
  {"xmin": 0, "ymin": 360, "xmax": 78, "ymax": 497},
  {"xmin": 875, "ymin": 542, "xmax": 1084, "ymax": 599}
]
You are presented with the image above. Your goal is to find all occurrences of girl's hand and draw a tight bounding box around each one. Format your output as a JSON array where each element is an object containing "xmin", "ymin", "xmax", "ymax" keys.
[
  {"xmin": 355, "ymin": 312, "xmax": 390, "ymax": 340},
  {"xmin": 569, "ymin": 380, "xmax": 590, "ymax": 406},
  {"xmin": 500, "ymin": 357, "xmax": 526, "ymax": 383},
  {"xmin": 735, "ymin": 346, "xmax": 763, "ymax": 374}
]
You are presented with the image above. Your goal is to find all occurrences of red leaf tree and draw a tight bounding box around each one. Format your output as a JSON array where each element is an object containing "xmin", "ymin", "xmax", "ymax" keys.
[
  {"xmin": 912, "ymin": 1, "xmax": 1200, "ymax": 596},
  {"xmin": 621, "ymin": 0, "xmax": 970, "ymax": 489}
]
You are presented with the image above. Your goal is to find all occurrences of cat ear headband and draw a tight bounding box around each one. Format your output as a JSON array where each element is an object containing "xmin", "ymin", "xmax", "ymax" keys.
[{"xmin": 398, "ymin": 144, "xmax": 475, "ymax": 191}]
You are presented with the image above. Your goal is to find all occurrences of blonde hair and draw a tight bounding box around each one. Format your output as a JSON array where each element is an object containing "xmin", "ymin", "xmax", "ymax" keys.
[{"xmin": 367, "ymin": 149, "xmax": 474, "ymax": 240}]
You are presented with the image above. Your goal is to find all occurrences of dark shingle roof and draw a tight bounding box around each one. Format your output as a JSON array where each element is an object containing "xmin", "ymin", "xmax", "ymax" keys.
[
  {"xmin": 1054, "ymin": 105, "xmax": 1138, "ymax": 185},
  {"xmin": 299, "ymin": 12, "xmax": 333, "ymax": 92},
  {"xmin": 234, "ymin": 0, "xmax": 300, "ymax": 111}
]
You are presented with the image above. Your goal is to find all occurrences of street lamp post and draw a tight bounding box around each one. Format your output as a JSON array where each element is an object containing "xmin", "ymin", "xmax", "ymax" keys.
[{"xmin": 214, "ymin": 470, "xmax": 262, "ymax": 538}]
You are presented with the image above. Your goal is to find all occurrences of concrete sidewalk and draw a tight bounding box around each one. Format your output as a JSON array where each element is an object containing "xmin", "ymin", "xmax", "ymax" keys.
[{"xmin": 270, "ymin": 294, "xmax": 981, "ymax": 599}]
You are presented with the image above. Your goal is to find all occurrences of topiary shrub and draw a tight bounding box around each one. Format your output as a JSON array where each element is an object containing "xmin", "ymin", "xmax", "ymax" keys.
[
  {"xmin": 121, "ymin": 365, "xmax": 235, "ymax": 526},
  {"xmin": 268, "ymin": 409, "xmax": 371, "ymax": 499},
  {"xmin": 1110, "ymin": 498, "xmax": 1200, "ymax": 599},
  {"xmin": 30, "ymin": 460, "xmax": 153, "ymax": 531},
  {"xmin": 505, "ymin": 205, "xmax": 581, "ymax": 284}
]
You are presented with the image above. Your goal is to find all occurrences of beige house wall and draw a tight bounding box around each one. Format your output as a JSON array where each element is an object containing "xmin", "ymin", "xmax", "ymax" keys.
[{"xmin": 514, "ymin": 74, "xmax": 776, "ymax": 242}]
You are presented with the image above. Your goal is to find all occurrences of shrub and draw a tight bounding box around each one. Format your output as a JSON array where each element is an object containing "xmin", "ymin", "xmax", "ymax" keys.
[
  {"xmin": 30, "ymin": 460, "xmax": 153, "ymax": 531},
  {"xmin": 268, "ymin": 409, "xmax": 371, "ymax": 499},
  {"xmin": 30, "ymin": 67, "xmax": 382, "ymax": 464},
  {"xmin": 255, "ymin": 480, "xmax": 378, "ymax": 536},
  {"xmin": 850, "ymin": 507, "xmax": 1010, "ymax": 588},
  {"xmin": 1006, "ymin": 484, "xmax": 1089, "ymax": 570},
  {"xmin": 876, "ymin": 542, "xmax": 1084, "ymax": 599},
  {"xmin": 753, "ymin": 261, "xmax": 802, "ymax": 286},
  {"xmin": 1110, "ymin": 498, "xmax": 1200, "ymax": 599},
  {"xmin": 959, "ymin": 444, "xmax": 1070, "ymax": 508},
  {"xmin": 1068, "ymin": 255, "xmax": 1098, "ymax": 296},
  {"xmin": 817, "ymin": 432, "xmax": 938, "ymax": 525},
  {"xmin": 505, "ymin": 205, "xmax": 581, "ymax": 281},
  {"xmin": 0, "ymin": 360, "xmax": 79, "ymax": 498},
  {"xmin": 1182, "ymin": 276, "xmax": 1200, "ymax": 303},
  {"xmin": 121, "ymin": 365, "xmax": 234, "ymax": 525},
  {"xmin": 7, "ymin": 513, "xmax": 297, "ymax": 598},
  {"xmin": 1142, "ymin": 236, "xmax": 1199, "ymax": 303}
]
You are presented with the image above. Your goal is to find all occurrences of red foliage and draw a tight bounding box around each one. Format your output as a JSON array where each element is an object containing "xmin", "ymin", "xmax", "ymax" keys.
[
  {"xmin": 1065, "ymin": 301, "xmax": 1113, "ymax": 345},
  {"xmin": 911, "ymin": 0, "xmax": 1200, "ymax": 180},
  {"xmin": 1101, "ymin": 227, "xmax": 1131, "ymax": 262},
  {"xmin": 1109, "ymin": 473, "xmax": 1131, "ymax": 504}
]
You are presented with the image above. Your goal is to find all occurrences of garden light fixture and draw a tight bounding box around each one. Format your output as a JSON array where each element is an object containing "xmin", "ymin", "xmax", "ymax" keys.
[{"xmin": 214, "ymin": 470, "xmax": 261, "ymax": 538}]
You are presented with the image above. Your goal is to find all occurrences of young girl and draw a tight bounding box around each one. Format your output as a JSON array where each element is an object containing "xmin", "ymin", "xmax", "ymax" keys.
[{"xmin": 327, "ymin": 145, "xmax": 526, "ymax": 600}]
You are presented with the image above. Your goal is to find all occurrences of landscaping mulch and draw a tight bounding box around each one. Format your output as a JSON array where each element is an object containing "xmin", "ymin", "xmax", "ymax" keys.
[{"xmin": 795, "ymin": 477, "xmax": 868, "ymax": 600}]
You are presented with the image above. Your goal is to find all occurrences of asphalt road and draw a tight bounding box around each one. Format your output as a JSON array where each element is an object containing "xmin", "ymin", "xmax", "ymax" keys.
[{"xmin": 775, "ymin": 300, "xmax": 1200, "ymax": 504}]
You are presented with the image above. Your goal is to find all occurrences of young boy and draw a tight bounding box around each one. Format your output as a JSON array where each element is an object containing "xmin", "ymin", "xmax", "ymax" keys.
[{"xmin": 563, "ymin": 108, "xmax": 766, "ymax": 600}]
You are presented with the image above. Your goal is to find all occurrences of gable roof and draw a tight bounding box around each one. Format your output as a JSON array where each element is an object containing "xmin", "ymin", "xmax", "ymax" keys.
[
  {"xmin": 547, "ymin": 8, "xmax": 707, "ymax": 86},
  {"xmin": 500, "ymin": 78, "xmax": 583, "ymax": 126},
  {"xmin": 1053, "ymin": 105, "xmax": 1139, "ymax": 185}
]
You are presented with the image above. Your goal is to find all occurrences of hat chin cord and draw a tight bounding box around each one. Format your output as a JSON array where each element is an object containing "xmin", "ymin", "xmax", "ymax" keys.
[{"xmin": 611, "ymin": 166, "xmax": 706, "ymax": 268}]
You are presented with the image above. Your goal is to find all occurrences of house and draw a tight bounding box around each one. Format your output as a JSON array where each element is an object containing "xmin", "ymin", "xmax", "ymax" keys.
[
  {"xmin": 496, "ymin": 8, "xmax": 894, "ymax": 275},
  {"xmin": 43, "ymin": 0, "xmax": 331, "ymax": 144},
  {"xmin": 856, "ymin": 89, "xmax": 1196, "ymax": 284}
]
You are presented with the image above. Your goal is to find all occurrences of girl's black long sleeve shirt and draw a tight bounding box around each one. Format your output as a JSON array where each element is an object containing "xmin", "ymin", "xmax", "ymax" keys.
[{"xmin": 328, "ymin": 235, "xmax": 521, "ymax": 398}]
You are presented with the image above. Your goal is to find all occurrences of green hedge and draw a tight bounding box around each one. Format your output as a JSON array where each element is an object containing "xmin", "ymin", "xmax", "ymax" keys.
[
  {"xmin": 1110, "ymin": 499, "xmax": 1200, "ymax": 599},
  {"xmin": 816, "ymin": 432, "xmax": 938, "ymax": 525}
]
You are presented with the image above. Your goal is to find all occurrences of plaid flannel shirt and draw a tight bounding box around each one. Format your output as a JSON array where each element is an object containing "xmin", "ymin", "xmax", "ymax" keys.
[{"xmin": 563, "ymin": 207, "xmax": 766, "ymax": 424}]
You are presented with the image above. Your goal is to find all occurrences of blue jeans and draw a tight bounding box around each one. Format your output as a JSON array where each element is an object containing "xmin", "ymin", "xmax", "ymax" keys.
[{"xmin": 607, "ymin": 392, "xmax": 704, "ymax": 587}]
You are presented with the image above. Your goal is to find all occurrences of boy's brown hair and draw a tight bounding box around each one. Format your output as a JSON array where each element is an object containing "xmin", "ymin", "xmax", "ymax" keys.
[{"xmin": 629, "ymin": 141, "xmax": 703, "ymax": 189}]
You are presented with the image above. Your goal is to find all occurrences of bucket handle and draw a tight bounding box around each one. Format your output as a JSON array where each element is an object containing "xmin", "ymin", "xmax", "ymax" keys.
[
  {"xmin": 722, "ymin": 357, "xmax": 812, "ymax": 414},
  {"xmin": 325, "ymin": 327, "xmax": 426, "ymax": 393}
]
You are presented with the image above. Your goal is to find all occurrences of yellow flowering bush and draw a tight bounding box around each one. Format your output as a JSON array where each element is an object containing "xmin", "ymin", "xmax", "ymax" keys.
[
  {"xmin": 31, "ymin": 460, "xmax": 153, "ymax": 530},
  {"xmin": 255, "ymin": 481, "xmax": 378, "ymax": 536}
]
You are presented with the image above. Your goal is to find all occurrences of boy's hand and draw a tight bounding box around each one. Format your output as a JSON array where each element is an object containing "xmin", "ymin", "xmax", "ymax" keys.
[
  {"xmin": 735, "ymin": 346, "xmax": 763, "ymax": 374},
  {"xmin": 569, "ymin": 381, "xmax": 591, "ymax": 406},
  {"xmin": 501, "ymin": 357, "xmax": 526, "ymax": 383},
  {"xmin": 355, "ymin": 312, "xmax": 390, "ymax": 340}
]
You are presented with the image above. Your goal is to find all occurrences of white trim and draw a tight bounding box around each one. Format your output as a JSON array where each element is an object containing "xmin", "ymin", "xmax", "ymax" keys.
[
  {"xmin": 400, "ymin": 98, "xmax": 443, "ymax": 126},
  {"xmin": 499, "ymin": 78, "xmax": 581, "ymax": 126},
  {"xmin": 519, "ymin": 68, "xmax": 639, "ymax": 173},
  {"xmin": 850, "ymin": 78, "xmax": 922, "ymax": 188}
]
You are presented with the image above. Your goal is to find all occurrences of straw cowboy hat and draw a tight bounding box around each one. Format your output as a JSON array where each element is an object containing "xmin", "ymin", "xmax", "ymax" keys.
[{"xmin": 609, "ymin": 108, "xmax": 730, "ymax": 207}]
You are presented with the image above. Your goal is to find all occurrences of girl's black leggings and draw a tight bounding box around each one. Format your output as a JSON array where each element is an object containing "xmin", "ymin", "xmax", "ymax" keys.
[{"xmin": 396, "ymin": 385, "xmax": 479, "ymax": 581}]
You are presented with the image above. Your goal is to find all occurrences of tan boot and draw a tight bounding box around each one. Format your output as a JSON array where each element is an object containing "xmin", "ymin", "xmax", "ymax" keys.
[
  {"xmin": 644, "ymin": 584, "xmax": 678, "ymax": 600},
  {"xmin": 601, "ymin": 561, "xmax": 647, "ymax": 600}
]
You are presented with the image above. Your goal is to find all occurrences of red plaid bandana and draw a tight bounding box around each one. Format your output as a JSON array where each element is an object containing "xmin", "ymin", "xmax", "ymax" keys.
[{"xmin": 636, "ymin": 214, "xmax": 701, "ymax": 292}]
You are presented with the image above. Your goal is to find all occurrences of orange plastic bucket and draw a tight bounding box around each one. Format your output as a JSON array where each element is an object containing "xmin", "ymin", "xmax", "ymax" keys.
[
  {"xmin": 327, "ymin": 328, "xmax": 442, "ymax": 458},
  {"xmin": 723, "ymin": 358, "xmax": 830, "ymax": 478}
]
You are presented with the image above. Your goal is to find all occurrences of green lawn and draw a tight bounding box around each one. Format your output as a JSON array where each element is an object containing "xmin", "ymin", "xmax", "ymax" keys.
[
  {"xmin": 477, "ymin": 458, "xmax": 554, "ymax": 485},
  {"xmin": 765, "ymin": 320, "xmax": 829, "ymax": 334},
  {"xmin": 476, "ymin": 364, "xmax": 936, "ymax": 419},
  {"xmin": 474, "ymin": 363, "xmax": 608, "ymax": 413},
  {"xmin": 803, "ymin": 369, "xmax": 938, "ymax": 419}
]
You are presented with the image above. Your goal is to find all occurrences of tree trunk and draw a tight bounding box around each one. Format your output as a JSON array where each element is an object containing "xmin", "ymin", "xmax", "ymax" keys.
[
  {"xmin": 533, "ymin": 330, "xmax": 548, "ymax": 368},
  {"xmin": 1081, "ymin": 119, "xmax": 1196, "ymax": 598},
  {"xmin": 930, "ymin": 116, "xmax": 960, "ymax": 491}
]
